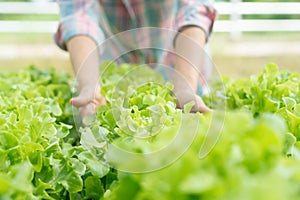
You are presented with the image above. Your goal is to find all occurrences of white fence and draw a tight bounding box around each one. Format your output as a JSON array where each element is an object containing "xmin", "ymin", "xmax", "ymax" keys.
[
  {"xmin": 0, "ymin": 2, "xmax": 58, "ymax": 33},
  {"xmin": 1, "ymin": 1, "xmax": 300, "ymax": 38},
  {"xmin": 214, "ymin": 1, "xmax": 300, "ymax": 39}
]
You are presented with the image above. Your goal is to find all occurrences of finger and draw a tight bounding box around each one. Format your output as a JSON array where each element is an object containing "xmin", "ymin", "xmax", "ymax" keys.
[
  {"xmin": 174, "ymin": 91, "xmax": 195, "ymax": 109},
  {"xmin": 79, "ymin": 96, "xmax": 107, "ymax": 119},
  {"xmin": 198, "ymin": 104, "xmax": 212, "ymax": 113},
  {"xmin": 79, "ymin": 104, "xmax": 96, "ymax": 120},
  {"xmin": 70, "ymin": 95, "xmax": 91, "ymax": 107},
  {"xmin": 195, "ymin": 95, "xmax": 212, "ymax": 113},
  {"xmin": 91, "ymin": 96, "xmax": 107, "ymax": 106}
]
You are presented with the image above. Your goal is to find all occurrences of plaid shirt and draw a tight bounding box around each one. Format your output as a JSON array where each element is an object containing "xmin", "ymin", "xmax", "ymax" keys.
[{"xmin": 54, "ymin": 0, "xmax": 216, "ymax": 70}]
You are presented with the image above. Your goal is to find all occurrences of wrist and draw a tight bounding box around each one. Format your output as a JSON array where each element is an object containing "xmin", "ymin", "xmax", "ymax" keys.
[{"xmin": 78, "ymin": 82, "xmax": 101, "ymax": 94}]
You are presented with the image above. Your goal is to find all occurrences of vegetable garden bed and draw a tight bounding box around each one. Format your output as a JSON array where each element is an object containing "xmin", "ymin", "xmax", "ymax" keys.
[{"xmin": 0, "ymin": 62, "xmax": 300, "ymax": 200}]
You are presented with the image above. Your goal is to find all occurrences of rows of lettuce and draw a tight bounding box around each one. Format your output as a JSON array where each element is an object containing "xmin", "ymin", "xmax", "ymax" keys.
[
  {"xmin": 0, "ymin": 67, "xmax": 114, "ymax": 199},
  {"xmin": 1, "ymin": 63, "xmax": 300, "ymax": 199}
]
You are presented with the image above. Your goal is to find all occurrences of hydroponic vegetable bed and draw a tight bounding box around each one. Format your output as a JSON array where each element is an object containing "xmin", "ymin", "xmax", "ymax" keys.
[{"xmin": 1, "ymin": 62, "xmax": 300, "ymax": 200}]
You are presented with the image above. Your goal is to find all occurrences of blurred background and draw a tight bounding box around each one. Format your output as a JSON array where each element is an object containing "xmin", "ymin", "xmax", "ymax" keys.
[{"xmin": 0, "ymin": 0, "xmax": 299, "ymax": 78}]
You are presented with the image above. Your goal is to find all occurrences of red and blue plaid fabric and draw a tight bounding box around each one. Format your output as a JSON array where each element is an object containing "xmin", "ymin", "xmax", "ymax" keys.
[{"xmin": 54, "ymin": 0, "xmax": 216, "ymax": 68}]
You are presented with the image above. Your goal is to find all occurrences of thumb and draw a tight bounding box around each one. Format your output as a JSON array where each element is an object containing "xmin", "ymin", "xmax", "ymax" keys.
[
  {"xmin": 70, "ymin": 94, "xmax": 91, "ymax": 107},
  {"xmin": 198, "ymin": 104, "xmax": 212, "ymax": 113},
  {"xmin": 194, "ymin": 95, "xmax": 212, "ymax": 113}
]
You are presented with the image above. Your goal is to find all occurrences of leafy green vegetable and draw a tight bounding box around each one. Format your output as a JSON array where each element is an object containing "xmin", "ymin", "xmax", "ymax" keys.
[
  {"xmin": 204, "ymin": 63, "xmax": 300, "ymax": 141},
  {"xmin": 105, "ymin": 112, "xmax": 300, "ymax": 200},
  {"xmin": 0, "ymin": 66, "xmax": 113, "ymax": 199},
  {"xmin": 1, "ymin": 63, "xmax": 300, "ymax": 200}
]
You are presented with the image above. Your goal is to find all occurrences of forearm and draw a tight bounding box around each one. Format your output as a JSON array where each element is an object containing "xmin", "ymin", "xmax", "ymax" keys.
[
  {"xmin": 174, "ymin": 26, "xmax": 206, "ymax": 93},
  {"xmin": 67, "ymin": 35, "xmax": 100, "ymax": 91}
]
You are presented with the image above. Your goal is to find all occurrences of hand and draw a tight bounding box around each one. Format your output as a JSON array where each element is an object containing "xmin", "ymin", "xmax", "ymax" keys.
[
  {"xmin": 174, "ymin": 89, "xmax": 211, "ymax": 113},
  {"xmin": 70, "ymin": 85, "xmax": 106, "ymax": 120}
]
